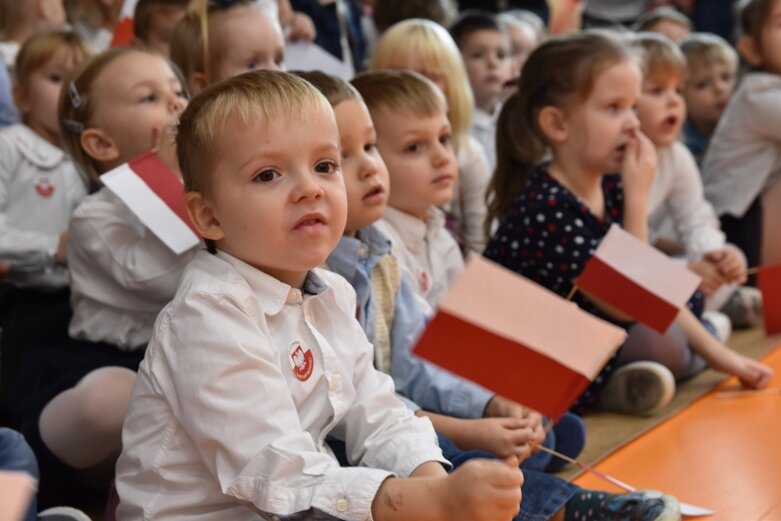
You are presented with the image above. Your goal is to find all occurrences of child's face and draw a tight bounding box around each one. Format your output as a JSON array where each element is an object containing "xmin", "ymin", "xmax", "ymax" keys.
[
  {"xmin": 373, "ymin": 106, "xmax": 458, "ymax": 220},
  {"xmin": 201, "ymin": 105, "xmax": 347, "ymax": 288},
  {"xmin": 18, "ymin": 48, "xmax": 82, "ymax": 145},
  {"xmin": 211, "ymin": 7, "xmax": 285, "ymax": 83},
  {"xmin": 333, "ymin": 98, "xmax": 390, "ymax": 236},
  {"xmin": 141, "ymin": 6, "xmax": 186, "ymax": 58},
  {"xmin": 459, "ymin": 29, "xmax": 513, "ymax": 108},
  {"xmin": 683, "ymin": 61, "xmax": 735, "ymax": 130},
  {"xmin": 506, "ymin": 22, "xmax": 538, "ymax": 77},
  {"xmin": 88, "ymin": 51, "xmax": 186, "ymax": 167},
  {"xmin": 646, "ymin": 19, "xmax": 691, "ymax": 44},
  {"xmin": 558, "ymin": 60, "xmax": 642, "ymax": 175},
  {"xmin": 752, "ymin": 0, "xmax": 781, "ymax": 74},
  {"xmin": 636, "ymin": 71, "xmax": 686, "ymax": 147}
]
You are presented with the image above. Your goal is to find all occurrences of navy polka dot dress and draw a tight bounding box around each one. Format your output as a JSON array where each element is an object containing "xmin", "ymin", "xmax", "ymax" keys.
[{"xmin": 484, "ymin": 165, "xmax": 703, "ymax": 412}]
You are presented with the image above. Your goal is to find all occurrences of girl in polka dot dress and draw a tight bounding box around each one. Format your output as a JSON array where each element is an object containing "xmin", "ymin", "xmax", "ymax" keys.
[{"xmin": 484, "ymin": 31, "xmax": 772, "ymax": 416}]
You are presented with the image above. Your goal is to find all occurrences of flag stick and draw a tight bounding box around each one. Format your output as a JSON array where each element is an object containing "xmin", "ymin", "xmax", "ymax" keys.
[
  {"xmin": 532, "ymin": 444, "xmax": 636, "ymax": 491},
  {"xmin": 714, "ymin": 387, "xmax": 781, "ymax": 399},
  {"xmin": 565, "ymin": 284, "xmax": 579, "ymax": 301}
]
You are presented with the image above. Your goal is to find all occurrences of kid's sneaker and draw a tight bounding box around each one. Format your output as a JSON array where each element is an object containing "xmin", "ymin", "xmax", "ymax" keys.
[
  {"xmin": 598, "ymin": 361, "xmax": 675, "ymax": 416},
  {"xmin": 600, "ymin": 490, "xmax": 681, "ymax": 521},
  {"xmin": 37, "ymin": 507, "xmax": 92, "ymax": 521}
]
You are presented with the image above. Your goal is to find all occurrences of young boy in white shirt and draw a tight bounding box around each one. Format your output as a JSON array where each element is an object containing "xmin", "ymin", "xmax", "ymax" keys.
[
  {"xmin": 353, "ymin": 70, "xmax": 465, "ymax": 309},
  {"xmin": 115, "ymin": 70, "xmax": 524, "ymax": 521}
]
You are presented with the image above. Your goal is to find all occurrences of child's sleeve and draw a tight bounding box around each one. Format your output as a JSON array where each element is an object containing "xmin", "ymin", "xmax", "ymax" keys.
[
  {"xmin": 389, "ymin": 272, "xmax": 494, "ymax": 419},
  {"xmin": 663, "ymin": 144, "xmax": 725, "ymax": 260},
  {"xmin": 67, "ymin": 195, "xmax": 196, "ymax": 302},
  {"xmin": 455, "ymin": 137, "xmax": 491, "ymax": 253},
  {"xmin": 154, "ymin": 288, "xmax": 402, "ymax": 520},
  {"xmin": 0, "ymin": 138, "xmax": 59, "ymax": 270},
  {"xmin": 744, "ymin": 77, "xmax": 781, "ymax": 143}
]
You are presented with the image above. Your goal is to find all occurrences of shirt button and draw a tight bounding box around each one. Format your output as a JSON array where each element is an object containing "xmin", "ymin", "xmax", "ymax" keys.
[
  {"xmin": 336, "ymin": 498, "xmax": 349, "ymax": 512},
  {"xmin": 330, "ymin": 374, "xmax": 342, "ymax": 392},
  {"xmin": 286, "ymin": 289, "xmax": 302, "ymax": 304}
]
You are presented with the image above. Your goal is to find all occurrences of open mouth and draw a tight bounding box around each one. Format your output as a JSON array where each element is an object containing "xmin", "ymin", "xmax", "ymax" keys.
[
  {"xmin": 294, "ymin": 214, "xmax": 326, "ymax": 231},
  {"xmin": 662, "ymin": 115, "xmax": 679, "ymax": 130},
  {"xmin": 362, "ymin": 185, "xmax": 385, "ymax": 202}
]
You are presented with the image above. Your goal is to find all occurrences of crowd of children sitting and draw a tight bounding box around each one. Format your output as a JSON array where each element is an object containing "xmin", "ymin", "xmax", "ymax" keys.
[{"xmin": 0, "ymin": 0, "xmax": 778, "ymax": 520}]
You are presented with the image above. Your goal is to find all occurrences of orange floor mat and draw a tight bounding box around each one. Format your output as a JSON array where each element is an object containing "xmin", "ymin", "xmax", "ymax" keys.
[{"xmin": 573, "ymin": 347, "xmax": 781, "ymax": 520}]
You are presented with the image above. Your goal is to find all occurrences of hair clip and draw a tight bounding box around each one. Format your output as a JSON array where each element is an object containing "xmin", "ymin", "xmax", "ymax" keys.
[
  {"xmin": 68, "ymin": 82, "xmax": 82, "ymax": 109},
  {"xmin": 62, "ymin": 119, "xmax": 84, "ymax": 134}
]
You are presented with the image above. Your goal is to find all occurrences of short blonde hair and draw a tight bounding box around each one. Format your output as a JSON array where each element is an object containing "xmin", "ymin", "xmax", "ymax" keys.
[
  {"xmin": 15, "ymin": 30, "xmax": 88, "ymax": 92},
  {"xmin": 370, "ymin": 18, "xmax": 473, "ymax": 150},
  {"xmin": 632, "ymin": 32, "xmax": 687, "ymax": 80},
  {"xmin": 177, "ymin": 70, "xmax": 331, "ymax": 197},
  {"xmin": 292, "ymin": 70, "xmax": 360, "ymax": 108},
  {"xmin": 351, "ymin": 69, "xmax": 447, "ymax": 127},
  {"xmin": 680, "ymin": 32, "xmax": 738, "ymax": 73}
]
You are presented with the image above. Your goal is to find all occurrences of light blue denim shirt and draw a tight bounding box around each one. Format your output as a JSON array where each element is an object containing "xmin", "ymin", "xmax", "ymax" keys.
[
  {"xmin": 0, "ymin": 65, "xmax": 19, "ymax": 127},
  {"xmin": 326, "ymin": 224, "xmax": 494, "ymax": 419}
]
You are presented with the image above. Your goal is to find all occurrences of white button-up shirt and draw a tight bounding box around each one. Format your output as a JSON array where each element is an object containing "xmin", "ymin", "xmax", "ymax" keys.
[
  {"xmin": 376, "ymin": 206, "xmax": 464, "ymax": 309},
  {"xmin": 116, "ymin": 250, "xmax": 446, "ymax": 521},
  {"xmin": 470, "ymin": 104, "xmax": 500, "ymax": 174},
  {"xmin": 67, "ymin": 188, "xmax": 197, "ymax": 349},
  {"xmin": 702, "ymin": 72, "xmax": 781, "ymax": 218},
  {"xmin": 648, "ymin": 141, "xmax": 725, "ymax": 260},
  {"xmin": 0, "ymin": 124, "xmax": 87, "ymax": 288}
]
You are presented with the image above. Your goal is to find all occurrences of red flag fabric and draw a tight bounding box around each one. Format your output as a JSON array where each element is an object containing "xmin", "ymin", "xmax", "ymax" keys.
[
  {"xmin": 111, "ymin": 0, "xmax": 138, "ymax": 47},
  {"xmin": 757, "ymin": 264, "xmax": 781, "ymax": 335},
  {"xmin": 576, "ymin": 224, "xmax": 701, "ymax": 334},
  {"xmin": 413, "ymin": 256, "xmax": 626, "ymax": 420},
  {"xmin": 100, "ymin": 151, "xmax": 200, "ymax": 254}
]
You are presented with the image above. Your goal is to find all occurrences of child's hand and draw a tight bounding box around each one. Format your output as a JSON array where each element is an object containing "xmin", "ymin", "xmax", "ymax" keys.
[
  {"xmin": 441, "ymin": 457, "xmax": 523, "ymax": 521},
  {"xmin": 733, "ymin": 355, "xmax": 774, "ymax": 389},
  {"xmin": 466, "ymin": 417, "xmax": 535, "ymax": 461},
  {"xmin": 705, "ymin": 248, "xmax": 747, "ymax": 284},
  {"xmin": 55, "ymin": 232, "xmax": 68, "ymax": 265},
  {"xmin": 484, "ymin": 396, "xmax": 546, "ymax": 452},
  {"xmin": 621, "ymin": 131, "xmax": 657, "ymax": 202},
  {"xmin": 688, "ymin": 258, "xmax": 727, "ymax": 296},
  {"xmin": 152, "ymin": 125, "xmax": 182, "ymax": 179}
]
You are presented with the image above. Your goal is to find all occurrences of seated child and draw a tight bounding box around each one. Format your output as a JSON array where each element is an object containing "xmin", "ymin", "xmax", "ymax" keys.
[
  {"xmin": 66, "ymin": 0, "xmax": 122, "ymax": 52},
  {"xmin": 353, "ymin": 69, "xmax": 462, "ymax": 309},
  {"xmin": 171, "ymin": 0, "xmax": 284, "ymax": 95},
  {"xmin": 679, "ymin": 32, "xmax": 738, "ymax": 164},
  {"xmin": 632, "ymin": 33, "xmax": 755, "ymax": 331},
  {"xmin": 302, "ymin": 69, "xmax": 681, "ymax": 521},
  {"xmin": 116, "ymin": 70, "xmax": 524, "ymax": 521},
  {"xmin": 450, "ymin": 10, "xmax": 515, "ymax": 172},
  {"xmin": 702, "ymin": 0, "xmax": 781, "ymax": 268},
  {"xmin": 633, "ymin": 7, "xmax": 692, "ymax": 43},
  {"xmin": 0, "ymin": 30, "xmax": 88, "ymax": 420},
  {"xmin": 8, "ymin": 47, "xmax": 196, "ymax": 502},
  {"xmin": 500, "ymin": 9, "xmax": 546, "ymax": 79},
  {"xmin": 131, "ymin": 0, "xmax": 188, "ymax": 59}
]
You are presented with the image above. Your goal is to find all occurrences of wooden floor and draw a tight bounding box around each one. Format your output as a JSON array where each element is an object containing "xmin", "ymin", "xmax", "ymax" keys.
[{"xmin": 564, "ymin": 327, "xmax": 781, "ymax": 520}]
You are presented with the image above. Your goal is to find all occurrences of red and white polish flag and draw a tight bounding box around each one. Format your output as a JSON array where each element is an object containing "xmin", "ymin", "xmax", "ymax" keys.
[
  {"xmin": 413, "ymin": 256, "xmax": 627, "ymax": 420},
  {"xmin": 111, "ymin": 0, "xmax": 139, "ymax": 47},
  {"xmin": 757, "ymin": 264, "xmax": 781, "ymax": 335},
  {"xmin": 577, "ymin": 224, "xmax": 701, "ymax": 334},
  {"xmin": 100, "ymin": 151, "xmax": 200, "ymax": 255}
]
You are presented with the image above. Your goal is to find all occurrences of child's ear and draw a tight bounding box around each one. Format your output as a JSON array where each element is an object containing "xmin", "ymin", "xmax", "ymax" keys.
[
  {"xmin": 537, "ymin": 105, "xmax": 568, "ymax": 144},
  {"xmin": 80, "ymin": 128, "xmax": 120, "ymax": 164},
  {"xmin": 188, "ymin": 73, "xmax": 209, "ymax": 96},
  {"xmin": 737, "ymin": 35, "xmax": 762, "ymax": 68},
  {"xmin": 186, "ymin": 191, "xmax": 224, "ymax": 242}
]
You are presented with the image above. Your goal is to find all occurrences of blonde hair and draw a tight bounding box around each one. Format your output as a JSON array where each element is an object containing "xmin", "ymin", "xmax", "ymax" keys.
[
  {"xmin": 14, "ymin": 30, "xmax": 88, "ymax": 93},
  {"xmin": 351, "ymin": 69, "xmax": 447, "ymax": 123},
  {"xmin": 631, "ymin": 32, "xmax": 687, "ymax": 80},
  {"xmin": 170, "ymin": 0, "xmax": 279, "ymax": 85},
  {"xmin": 487, "ymin": 31, "xmax": 637, "ymax": 236},
  {"xmin": 680, "ymin": 32, "xmax": 738, "ymax": 73},
  {"xmin": 177, "ymin": 70, "xmax": 331, "ymax": 197},
  {"xmin": 370, "ymin": 18, "xmax": 473, "ymax": 149},
  {"xmin": 292, "ymin": 70, "xmax": 360, "ymax": 108},
  {"xmin": 58, "ymin": 47, "xmax": 175, "ymax": 184}
]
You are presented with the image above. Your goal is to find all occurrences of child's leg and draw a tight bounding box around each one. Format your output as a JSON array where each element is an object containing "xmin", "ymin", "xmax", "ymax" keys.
[
  {"xmin": 0, "ymin": 428, "xmax": 38, "ymax": 521},
  {"xmin": 38, "ymin": 367, "xmax": 135, "ymax": 469},
  {"xmin": 617, "ymin": 323, "xmax": 706, "ymax": 381}
]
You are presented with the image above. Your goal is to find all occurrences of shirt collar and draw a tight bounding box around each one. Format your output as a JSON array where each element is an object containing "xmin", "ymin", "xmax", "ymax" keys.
[
  {"xmin": 216, "ymin": 250, "xmax": 328, "ymax": 315},
  {"xmin": 12, "ymin": 124, "xmax": 65, "ymax": 168},
  {"xmin": 472, "ymin": 104, "xmax": 500, "ymax": 129},
  {"xmin": 327, "ymin": 224, "xmax": 392, "ymax": 280},
  {"xmin": 382, "ymin": 206, "xmax": 445, "ymax": 253}
]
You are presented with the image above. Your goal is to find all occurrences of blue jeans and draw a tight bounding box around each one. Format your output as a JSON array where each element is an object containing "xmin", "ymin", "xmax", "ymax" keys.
[
  {"xmin": 437, "ymin": 433, "xmax": 578, "ymax": 521},
  {"xmin": 0, "ymin": 428, "xmax": 38, "ymax": 521}
]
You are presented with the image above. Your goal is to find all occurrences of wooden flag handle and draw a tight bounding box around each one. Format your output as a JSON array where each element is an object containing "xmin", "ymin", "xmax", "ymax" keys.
[
  {"xmin": 565, "ymin": 284, "xmax": 579, "ymax": 301},
  {"xmin": 745, "ymin": 266, "xmax": 760, "ymax": 275}
]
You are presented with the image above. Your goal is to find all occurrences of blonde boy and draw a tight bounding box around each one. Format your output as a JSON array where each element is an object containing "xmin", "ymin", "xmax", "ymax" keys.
[
  {"xmin": 115, "ymin": 70, "xmax": 522, "ymax": 521},
  {"xmin": 353, "ymin": 70, "xmax": 462, "ymax": 309},
  {"xmin": 679, "ymin": 32, "xmax": 738, "ymax": 163}
]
